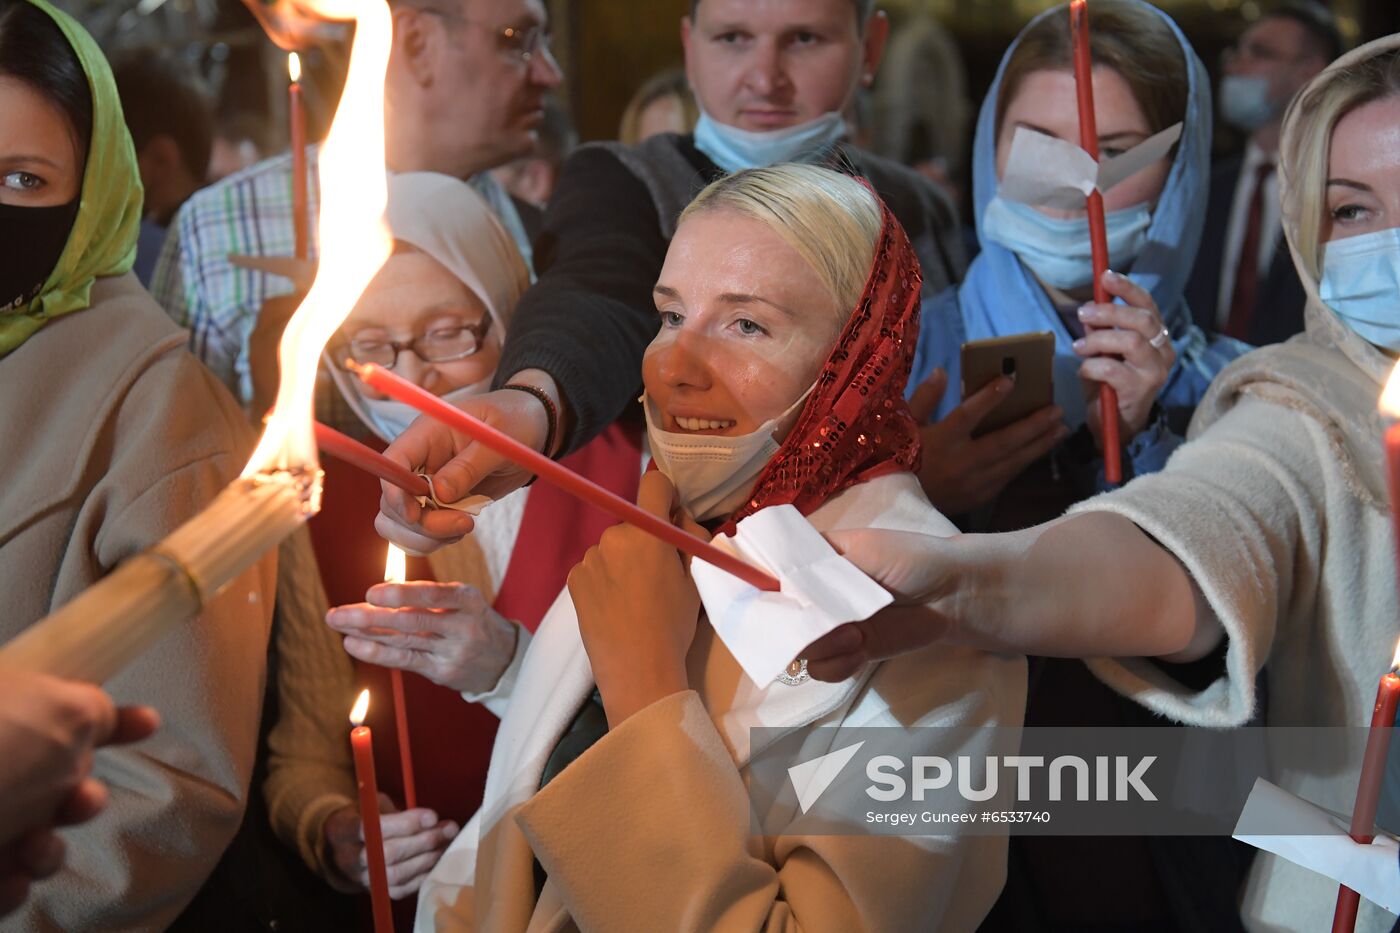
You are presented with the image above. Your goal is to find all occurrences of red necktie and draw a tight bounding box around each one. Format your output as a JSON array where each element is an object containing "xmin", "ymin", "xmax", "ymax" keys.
[{"xmin": 1224, "ymin": 161, "xmax": 1276, "ymax": 339}]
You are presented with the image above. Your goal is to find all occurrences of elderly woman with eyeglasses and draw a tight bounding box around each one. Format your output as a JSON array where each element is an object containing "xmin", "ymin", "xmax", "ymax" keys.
[{"xmin": 301, "ymin": 172, "xmax": 644, "ymax": 904}]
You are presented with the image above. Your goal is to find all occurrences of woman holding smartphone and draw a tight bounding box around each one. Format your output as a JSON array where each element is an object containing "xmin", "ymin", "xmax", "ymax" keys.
[
  {"xmin": 903, "ymin": 3, "xmax": 1254, "ymax": 929},
  {"xmin": 911, "ymin": 0, "xmax": 1249, "ymax": 530}
]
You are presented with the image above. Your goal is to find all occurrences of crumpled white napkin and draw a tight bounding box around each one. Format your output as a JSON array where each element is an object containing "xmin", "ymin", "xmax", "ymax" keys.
[
  {"xmin": 999, "ymin": 122, "xmax": 1184, "ymax": 212},
  {"xmin": 1233, "ymin": 777, "xmax": 1400, "ymax": 914},
  {"xmin": 691, "ymin": 505, "xmax": 893, "ymax": 687},
  {"xmin": 416, "ymin": 472, "xmax": 492, "ymax": 515}
]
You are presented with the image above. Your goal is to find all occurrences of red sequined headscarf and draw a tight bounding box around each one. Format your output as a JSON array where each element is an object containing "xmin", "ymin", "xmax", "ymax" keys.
[{"xmin": 718, "ymin": 185, "xmax": 923, "ymax": 536}]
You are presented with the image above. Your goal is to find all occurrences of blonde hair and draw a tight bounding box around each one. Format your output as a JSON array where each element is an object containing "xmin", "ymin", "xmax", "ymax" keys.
[
  {"xmin": 618, "ymin": 70, "xmax": 698, "ymax": 146},
  {"xmin": 1282, "ymin": 47, "xmax": 1400, "ymax": 280},
  {"xmin": 678, "ymin": 164, "xmax": 883, "ymax": 315}
]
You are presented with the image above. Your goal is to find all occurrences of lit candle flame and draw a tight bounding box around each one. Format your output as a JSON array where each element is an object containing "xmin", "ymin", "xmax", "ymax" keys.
[
  {"xmin": 288, "ymin": 51, "xmax": 301, "ymax": 84},
  {"xmin": 1382, "ymin": 361, "xmax": 1400, "ymax": 419},
  {"xmin": 243, "ymin": 0, "xmax": 393, "ymax": 478},
  {"xmin": 383, "ymin": 544, "xmax": 405, "ymax": 585},
  {"xmin": 350, "ymin": 688, "xmax": 370, "ymax": 726},
  {"xmin": 1390, "ymin": 637, "xmax": 1400, "ymax": 672}
]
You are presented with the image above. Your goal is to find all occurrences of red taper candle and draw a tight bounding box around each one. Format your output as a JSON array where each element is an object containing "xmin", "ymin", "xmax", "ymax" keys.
[
  {"xmin": 348, "ymin": 362, "xmax": 782, "ymax": 592},
  {"xmin": 1332, "ymin": 661, "xmax": 1400, "ymax": 932},
  {"xmin": 388, "ymin": 670, "xmax": 415, "ymax": 809},
  {"xmin": 382, "ymin": 544, "xmax": 418, "ymax": 810},
  {"xmin": 315, "ymin": 421, "xmax": 432, "ymax": 499},
  {"xmin": 1386, "ymin": 423, "xmax": 1400, "ymax": 587},
  {"xmin": 288, "ymin": 53, "xmax": 309, "ymax": 262},
  {"xmin": 349, "ymin": 690, "xmax": 395, "ymax": 933},
  {"xmin": 1070, "ymin": 0, "xmax": 1123, "ymax": 484},
  {"xmin": 1335, "ymin": 420, "xmax": 1400, "ymax": 930}
]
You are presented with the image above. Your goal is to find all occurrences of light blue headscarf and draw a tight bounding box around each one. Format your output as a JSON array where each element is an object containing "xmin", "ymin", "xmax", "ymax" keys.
[{"xmin": 913, "ymin": 0, "xmax": 1247, "ymax": 429}]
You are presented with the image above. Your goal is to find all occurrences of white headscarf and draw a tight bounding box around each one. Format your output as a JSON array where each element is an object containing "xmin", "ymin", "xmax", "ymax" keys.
[
  {"xmin": 382, "ymin": 171, "xmax": 529, "ymax": 334},
  {"xmin": 327, "ymin": 172, "xmax": 531, "ymax": 440}
]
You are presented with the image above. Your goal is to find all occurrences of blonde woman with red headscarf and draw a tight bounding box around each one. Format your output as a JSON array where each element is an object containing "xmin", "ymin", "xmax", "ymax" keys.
[{"xmin": 412, "ymin": 164, "xmax": 1023, "ymax": 932}]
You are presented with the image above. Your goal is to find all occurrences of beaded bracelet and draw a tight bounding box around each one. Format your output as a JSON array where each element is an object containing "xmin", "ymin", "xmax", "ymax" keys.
[{"xmin": 500, "ymin": 383, "xmax": 559, "ymax": 459}]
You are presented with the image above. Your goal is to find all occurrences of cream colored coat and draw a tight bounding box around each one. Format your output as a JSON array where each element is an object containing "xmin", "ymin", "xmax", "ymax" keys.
[
  {"xmin": 0, "ymin": 274, "xmax": 275, "ymax": 931},
  {"xmin": 416, "ymin": 472, "xmax": 1026, "ymax": 933},
  {"xmin": 1071, "ymin": 34, "xmax": 1400, "ymax": 933}
]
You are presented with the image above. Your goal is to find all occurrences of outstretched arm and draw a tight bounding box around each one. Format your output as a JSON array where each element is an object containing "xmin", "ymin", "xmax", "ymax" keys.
[{"xmin": 805, "ymin": 512, "xmax": 1218, "ymax": 682}]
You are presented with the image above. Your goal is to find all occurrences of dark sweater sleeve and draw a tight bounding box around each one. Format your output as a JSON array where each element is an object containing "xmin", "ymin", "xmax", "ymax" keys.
[{"xmin": 496, "ymin": 147, "xmax": 670, "ymax": 455}]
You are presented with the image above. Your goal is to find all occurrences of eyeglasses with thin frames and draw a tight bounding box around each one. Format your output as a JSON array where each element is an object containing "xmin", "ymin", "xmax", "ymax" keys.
[
  {"xmin": 336, "ymin": 316, "xmax": 493, "ymax": 371},
  {"xmin": 417, "ymin": 7, "xmax": 553, "ymax": 64}
]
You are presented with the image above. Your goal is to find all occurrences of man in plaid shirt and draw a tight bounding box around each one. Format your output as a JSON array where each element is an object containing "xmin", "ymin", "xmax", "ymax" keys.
[{"xmin": 153, "ymin": 0, "xmax": 559, "ymax": 408}]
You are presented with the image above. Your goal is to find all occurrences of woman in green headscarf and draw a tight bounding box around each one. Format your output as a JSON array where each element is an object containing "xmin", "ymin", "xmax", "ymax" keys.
[
  {"xmin": 0, "ymin": 2, "xmax": 277, "ymax": 927},
  {"xmin": 0, "ymin": 0, "xmax": 139, "ymax": 341}
]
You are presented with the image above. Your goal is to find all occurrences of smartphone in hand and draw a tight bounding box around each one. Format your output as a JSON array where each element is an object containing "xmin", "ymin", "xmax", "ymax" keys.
[{"xmin": 960, "ymin": 332, "xmax": 1055, "ymax": 437}]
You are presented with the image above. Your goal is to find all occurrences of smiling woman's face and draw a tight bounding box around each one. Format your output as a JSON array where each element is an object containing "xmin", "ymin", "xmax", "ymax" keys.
[
  {"xmin": 0, "ymin": 76, "xmax": 81, "ymax": 207},
  {"xmin": 643, "ymin": 209, "xmax": 844, "ymax": 439},
  {"xmin": 995, "ymin": 66, "xmax": 1171, "ymax": 217}
]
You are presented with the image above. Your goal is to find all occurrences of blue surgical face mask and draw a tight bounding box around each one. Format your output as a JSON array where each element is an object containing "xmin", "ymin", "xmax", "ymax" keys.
[
  {"xmin": 1319, "ymin": 227, "xmax": 1400, "ymax": 352},
  {"xmin": 1218, "ymin": 75, "xmax": 1278, "ymax": 132},
  {"xmin": 981, "ymin": 196, "xmax": 1153, "ymax": 291},
  {"xmin": 693, "ymin": 109, "xmax": 847, "ymax": 174}
]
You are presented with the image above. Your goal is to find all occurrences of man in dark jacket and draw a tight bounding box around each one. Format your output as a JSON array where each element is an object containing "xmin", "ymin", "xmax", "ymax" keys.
[
  {"xmin": 378, "ymin": 0, "xmax": 974, "ymax": 552},
  {"xmin": 1184, "ymin": 1, "xmax": 1340, "ymax": 346}
]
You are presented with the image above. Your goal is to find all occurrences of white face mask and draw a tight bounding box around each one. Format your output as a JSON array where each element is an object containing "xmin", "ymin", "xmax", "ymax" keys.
[
  {"xmin": 1319, "ymin": 227, "xmax": 1400, "ymax": 353},
  {"xmin": 692, "ymin": 109, "xmax": 847, "ymax": 174},
  {"xmin": 644, "ymin": 385, "xmax": 814, "ymax": 522},
  {"xmin": 1218, "ymin": 75, "xmax": 1278, "ymax": 132},
  {"xmin": 347, "ymin": 374, "xmax": 494, "ymax": 444}
]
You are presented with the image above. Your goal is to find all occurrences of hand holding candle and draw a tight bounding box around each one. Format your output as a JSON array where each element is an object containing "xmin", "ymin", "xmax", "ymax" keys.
[
  {"xmin": 321, "ymin": 793, "xmax": 456, "ymax": 900},
  {"xmin": 349, "ymin": 690, "xmax": 395, "ymax": 933},
  {"xmin": 327, "ymin": 579, "xmax": 521, "ymax": 694}
]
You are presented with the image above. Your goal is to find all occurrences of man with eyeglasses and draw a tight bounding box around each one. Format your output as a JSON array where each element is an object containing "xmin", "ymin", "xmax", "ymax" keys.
[
  {"xmin": 376, "ymin": 0, "xmax": 980, "ymax": 557},
  {"xmin": 150, "ymin": 0, "xmax": 562, "ymax": 410},
  {"xmin": 1184, "ymin": 0, "xmax": 1343, "ymax": 347}
]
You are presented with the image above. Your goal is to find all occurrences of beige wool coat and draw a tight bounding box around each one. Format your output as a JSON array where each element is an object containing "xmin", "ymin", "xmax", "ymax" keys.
[
  {"xmin": 0, "ymin": 274, "xmax": 275, "ymax": 931},
  {"xmin": 416, "ymin": 472, "xmax": 1026, "ymax": 933}
]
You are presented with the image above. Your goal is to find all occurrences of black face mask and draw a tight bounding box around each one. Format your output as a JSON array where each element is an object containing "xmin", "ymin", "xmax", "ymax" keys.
[{"xmin": 0, "ymin": 198, "xmax": 80, "ymax": 313}]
